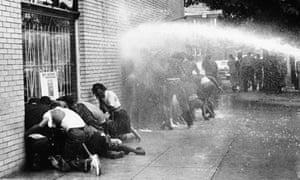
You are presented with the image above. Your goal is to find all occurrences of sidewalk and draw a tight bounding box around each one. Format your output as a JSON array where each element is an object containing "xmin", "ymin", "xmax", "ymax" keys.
[
  {"xmin": 3, "ymin": 92, "xmax": 300, "ymax": 179},
  {"xmin": 234, "ymin": 91, "xmax": 300, "ymax": 107},
  {"xmin": 4, "ymin": 116, "xmax": 236, "ymax": 180}
]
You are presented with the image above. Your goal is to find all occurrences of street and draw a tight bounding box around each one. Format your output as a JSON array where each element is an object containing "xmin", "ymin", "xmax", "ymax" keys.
[{"xmin": 6, "ymin": 93, "xmax": 300, "ymax": 180}]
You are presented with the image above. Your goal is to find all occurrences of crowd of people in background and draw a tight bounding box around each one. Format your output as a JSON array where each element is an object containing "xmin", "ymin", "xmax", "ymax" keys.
[
  {"xmin": 122, "ymin": 51, "xmax": 222, "ymax": 131},
  {"xmin": 227, "ymin": 51, "xmax": 287, "ymax": 93}
]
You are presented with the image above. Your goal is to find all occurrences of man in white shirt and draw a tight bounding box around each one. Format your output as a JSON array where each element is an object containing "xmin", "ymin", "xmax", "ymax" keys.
[
  {"xmin": 30, "ymin": 103, "xmax": 102, "ymax": 175},
  {"xmin": 56, "ymin": 95, "xmax": 146, "ymax": 157}
]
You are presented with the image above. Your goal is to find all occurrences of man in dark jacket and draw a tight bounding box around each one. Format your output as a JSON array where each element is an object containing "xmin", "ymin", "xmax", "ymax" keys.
[{"xmin": 25, "ymin": 96, "xmax": 65, "ymax": 171}]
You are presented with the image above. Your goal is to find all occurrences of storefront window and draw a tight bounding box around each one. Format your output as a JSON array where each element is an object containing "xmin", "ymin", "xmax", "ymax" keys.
[{"xmin": 22, "ymin": 11, "xmax": 76, "ymax": 101}]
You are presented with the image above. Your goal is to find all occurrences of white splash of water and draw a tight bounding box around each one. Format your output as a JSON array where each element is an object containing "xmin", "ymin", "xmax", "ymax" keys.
[{"xmin": 121, "ymin": 22, "xmax": 300, "ymax": 60}]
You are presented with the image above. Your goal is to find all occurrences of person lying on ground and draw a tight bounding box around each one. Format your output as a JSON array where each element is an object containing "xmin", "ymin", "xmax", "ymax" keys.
[
  {"xmin": 92, "ymin": 83, "xmax": 141, "ymax": 142},
  {"xmin": 56, "ymin": 96, "xmax": 146, "ymax": 157}
]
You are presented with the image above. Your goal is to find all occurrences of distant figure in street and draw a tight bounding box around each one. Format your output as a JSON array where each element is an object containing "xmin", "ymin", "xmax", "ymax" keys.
[
  {"xmin": 237, "ymin": 51, "xmax": 243, "ymax": 87},
  {"xmin": 254, "ymin": 54, "xmax": 263, "ymax": 91},
  {"xmin": 240, "ymin": 52, "xmax": 255, "ymax": 92},
  {"xmin": 227, "ymin": 54, "xmax": 239, "ymax": 92}
]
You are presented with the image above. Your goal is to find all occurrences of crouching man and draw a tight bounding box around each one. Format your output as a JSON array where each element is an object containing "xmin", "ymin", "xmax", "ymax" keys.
[{"xmin": 26, "ymin": 103, "xmax": 103, "ymax": 176}]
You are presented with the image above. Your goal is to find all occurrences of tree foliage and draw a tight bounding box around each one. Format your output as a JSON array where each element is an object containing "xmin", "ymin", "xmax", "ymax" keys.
[{"xmin": 184, "ymin": 0, "xmax": 300, "ymax": 32}]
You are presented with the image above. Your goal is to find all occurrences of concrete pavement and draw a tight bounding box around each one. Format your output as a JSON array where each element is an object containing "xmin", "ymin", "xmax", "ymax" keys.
[
  {"xmin": 234, "ymin": 91, "xmax": 300, "ymax": 107},
  {"xmin": 5, "ymin": 92, "xmax": 300, "ymax": 179},
  {"xmin": 5, "ymin": 109, "xmax": 236, "ymax": 180}
]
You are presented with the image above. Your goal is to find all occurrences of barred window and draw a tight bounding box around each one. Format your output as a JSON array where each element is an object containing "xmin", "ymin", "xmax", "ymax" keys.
[{"xmin": 22, "ymin": 9, "xmax": 77, "ymax": 102}]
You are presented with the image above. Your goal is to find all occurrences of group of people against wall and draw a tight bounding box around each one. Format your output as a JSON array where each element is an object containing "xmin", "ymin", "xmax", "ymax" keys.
[{"xmin": 24, "ymin": 83, "xmax": 145, "ymax": 176}]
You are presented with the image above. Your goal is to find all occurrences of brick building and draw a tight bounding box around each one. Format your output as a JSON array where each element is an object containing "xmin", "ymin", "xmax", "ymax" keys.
[
  {"xmin": 0, "ymin": 0, "xmax": 183, "ymax": 177},
  {"xmin": 175, "ymin": 3, "xmax": 223, "ymax": 60}
]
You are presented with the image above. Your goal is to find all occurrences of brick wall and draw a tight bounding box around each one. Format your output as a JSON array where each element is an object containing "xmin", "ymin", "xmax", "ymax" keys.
[
  {"xmin": 0, "ymin": 0, "xmax": 24, "ymax": 177},
  {"xmin": 0, "ymin": 0, "xmax": 183, "ymax": 176},
  {"xmin": 77, "ymin": 0, "xmax": 184, "ymax": 103}
]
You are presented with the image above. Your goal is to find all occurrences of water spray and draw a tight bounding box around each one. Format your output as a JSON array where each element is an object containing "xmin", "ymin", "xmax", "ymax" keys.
[{"xmin": 121, "ymin": 22, "xmax": 300, "ymax": 60}]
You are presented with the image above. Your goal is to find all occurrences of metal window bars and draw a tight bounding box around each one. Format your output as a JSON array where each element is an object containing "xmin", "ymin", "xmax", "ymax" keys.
[{"xmin": 22, "ymin": 12, "xmax": 73, "ymax": 102}]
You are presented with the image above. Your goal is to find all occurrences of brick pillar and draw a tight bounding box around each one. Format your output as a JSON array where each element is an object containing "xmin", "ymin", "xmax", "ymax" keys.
[{"xmin": 0, "ymin": 0, "xmax": 24, "ymax": 177}]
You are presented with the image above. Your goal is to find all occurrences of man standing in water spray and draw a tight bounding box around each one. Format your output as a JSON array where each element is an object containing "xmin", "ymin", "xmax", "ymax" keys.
[
  {"xmin": 161, "ymin": 52, "xmax": 199, "ymax": 129},
  {"xmin": 200, "ymin": 55, "xmax": 223, "ymax": 119},
  {"xmin": 162, "ymin": 52, "xmax": 219, "ymax": 128}
]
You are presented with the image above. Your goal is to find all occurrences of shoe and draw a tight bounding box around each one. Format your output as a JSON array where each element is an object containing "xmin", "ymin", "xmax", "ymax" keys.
[
  {"xmin": 160, "ymin": 121, "xmax": 166, "ymax": 130},
  {"xmin": 161, "ymin": 121, "xmax": 173, "ymax": 130},
  {"xmin": 167, "ymin": 124, "xmax": 173, "ymax": 130},
  {"xmin": 135, "ymin": 147, "xmax": 146, "ymax": 155},
  {"xmin": 48, "ymin": 156, "xmax": 60, "ymax": 170},
  {"xmin": 106, "ymin": 151, "xmax": 125, "ymax": 159},
  {"xmin": 209, "ymin": 112, "xmax": 215, "ymax": 118},
  {"xmin": 49, "ymin": 155, "xmax": 70, "ymax": 172},
  {"xmin": 84, "ymin": 158, "xmax": 92, "ymax": 172},
  {"xmin": 90, "ymin": 154, "xmax": 101, "ymax": 176}
]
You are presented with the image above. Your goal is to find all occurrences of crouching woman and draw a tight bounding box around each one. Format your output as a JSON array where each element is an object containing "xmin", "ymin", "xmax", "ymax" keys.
[{"xmin": 92, "ymin": 83, "xmax": 141, "ymax": 142}]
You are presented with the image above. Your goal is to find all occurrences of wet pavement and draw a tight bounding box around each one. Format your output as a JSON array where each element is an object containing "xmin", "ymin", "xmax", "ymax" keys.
[
  {"xmin": 5, "ymin": 93, "xmax": 300, "ymax": 179},
  {"xmin": 214, "ymin": 94, "xmax": 300, "ymax": 180}
]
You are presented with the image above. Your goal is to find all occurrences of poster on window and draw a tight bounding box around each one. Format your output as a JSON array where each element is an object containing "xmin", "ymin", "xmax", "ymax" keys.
[{"xmin": 40, "ymin": 72, "xmax": 59, "ymax": 99}]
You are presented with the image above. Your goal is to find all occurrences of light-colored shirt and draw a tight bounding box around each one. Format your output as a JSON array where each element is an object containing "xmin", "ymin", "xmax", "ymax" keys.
[
  {"xmin": 80, "ymin": 101, "xmax": 106, "ymax": 124},
  {"xmin": 104, "ymin": 90, "xmax": 121, "ymax": 109},
  {"xmin": 41, "ymin": 107, "xmax": 86, "ymax": 131}
]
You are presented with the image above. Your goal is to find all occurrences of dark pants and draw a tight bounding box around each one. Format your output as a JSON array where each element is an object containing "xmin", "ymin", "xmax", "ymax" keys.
[
  {"xmin": 25, "ymin": 128, "xmax": 65, "ymax": 171},
  {"xmin": 241, "ymin": 66, "xmax": 255, "ymax": 91},
  {"xmin": 62, "ymin": 126, "xmax": 109, "ymax": 172},
  {"xmin": 25, "ymin": 137, "xmax": 51, "ymax": 170}
]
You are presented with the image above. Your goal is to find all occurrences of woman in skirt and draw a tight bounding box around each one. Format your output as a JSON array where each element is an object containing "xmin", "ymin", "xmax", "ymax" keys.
[{"xmin": 92, "ymin": 83, "xmax": 141, "ymax": 142}]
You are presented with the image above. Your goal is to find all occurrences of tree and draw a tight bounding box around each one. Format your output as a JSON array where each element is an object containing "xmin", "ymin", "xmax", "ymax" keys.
[{"xmin": 184, "ymin": 0, "xmax": 300, "ymax": 39}]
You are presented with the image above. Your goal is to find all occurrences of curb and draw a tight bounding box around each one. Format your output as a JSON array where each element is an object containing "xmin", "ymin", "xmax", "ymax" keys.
[{"xmin": 233, "ymin": 93, "xmax": 300, "ymax": 108}]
